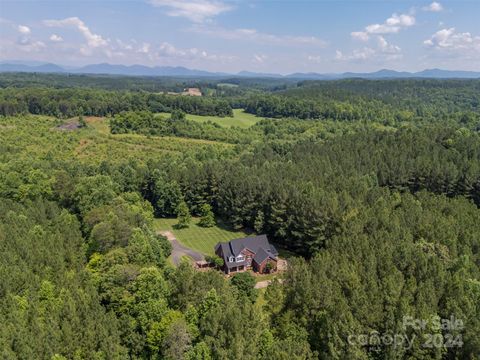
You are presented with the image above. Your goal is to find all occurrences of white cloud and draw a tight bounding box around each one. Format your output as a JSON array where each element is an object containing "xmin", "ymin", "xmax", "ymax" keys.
[
  {"xmin": 336, "ymin": 36, "xmax": 401, "ymax": 62},
  {"xmin": 385, "ymin": 13, "xmax": 416, "ymax": 27},
  {"xmin": 49, "ymin": 34, "xmax": 63, "ymax": 42},
  {"xmin": 344, "ymin": 11, "xmax": 410, "ymax": 63},
  {"xmin": 1, "ymin": 15, "xmax": 236, "ymax": 69},
  {"xmin": 115, "ymin": 39, "xmax": 134, "ymax": 51},
  {"xmin": 424, "ymin": 28, "xmax": 480, "ymax": 53},
  {"xmin": 158, "ymin": 41, "xmax": 185, "ymax": 57},
  {"xmin": 137, "ymin": 42, "xmax": 150, "ymax": 54},
  {"xmin": 335, "ymin": 48, "xmax": 376, "ymax": 61},
  {"xmin": 148, "ymin": 0, "xmax": 232, "ymax": 23},
  {"xmin": 351, "ymin": 12, "xmax": 415, "ymax": 41},
  {"xmin": 41, "ymin": 17, "xmax": 228, "ymax": 63},
  {"xmin": 253, "ymin": 54, "xmax": 268, "ymax": 64},
  {"xmin": 155, "ymin": 41, "xmax": 232, "ymax": 62},
  {"xmin": 307, "ymin": 55, "xmax": 322, "ymax": 63},
  {"xmin": 17, "ymin": 25, "xmax": 31, "ymax": 34},
  {"xmin": 351, "ymin": 31, "xmax": 369, "ymax": 42},
  {"xmin": 190, "ymin": 25, "xmax": 327, "ymax": 47},
  {"xmin": 16, "ymin": 37, "xmax": 45, "ymax": 52},
  {"xmin": 423, "ymin": 2, "xmax": 443, "ymax": 12},
  {"xmin": 44, "ymin": 17, "xmax": 108, "ymax": 50},
  {"xmin": 377, "ymin": 36, "xmax": 401, "ymax": 54}
]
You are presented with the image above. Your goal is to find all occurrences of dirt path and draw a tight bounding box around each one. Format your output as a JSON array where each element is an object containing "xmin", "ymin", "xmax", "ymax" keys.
[
  {"xmin": 254, "ymin": 278, "xmax": 284, "ymax": 289},
  {"xmin": 160, "ymin": 231, "xmax": 205, "ymax": 266},
  {"xmin": 254, "ymin": 280, "xmax": 271, "ymax": 289}
]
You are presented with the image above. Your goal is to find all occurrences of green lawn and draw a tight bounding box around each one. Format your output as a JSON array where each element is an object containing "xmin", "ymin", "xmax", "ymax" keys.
[
  {"xmin": 157, "ymin": 109, "xmax": 262, "ymax": 129},
  {"xmin": 153, "ymin": 217, "xmax": 251, "ymax": 256}
]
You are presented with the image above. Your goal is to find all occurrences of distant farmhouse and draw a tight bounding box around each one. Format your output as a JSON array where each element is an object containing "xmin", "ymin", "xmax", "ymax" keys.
[
  {"xmin": 215, "ymin": 235, "xmax": 278, "ymax": 274},
  {"xmin": 182, "ymin": 87, "xmax": 202, "ymax": 96}
]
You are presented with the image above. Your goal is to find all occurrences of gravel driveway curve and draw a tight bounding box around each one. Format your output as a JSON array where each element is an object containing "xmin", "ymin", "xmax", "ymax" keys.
[{"xmin": 160, "ymin": 231, "xmax": 205, "ymax": 266}]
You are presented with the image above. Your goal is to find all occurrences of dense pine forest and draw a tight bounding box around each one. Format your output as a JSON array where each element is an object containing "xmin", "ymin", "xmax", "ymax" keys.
[{"xmin": 0, "ymin": 73, "xmax": 479, "ymax": 359}]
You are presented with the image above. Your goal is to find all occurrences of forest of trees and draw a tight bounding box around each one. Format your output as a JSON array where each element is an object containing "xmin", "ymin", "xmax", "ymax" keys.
[
  {"xmin": 241, "ymin": 79, "xmax": 480, "ymax": 127},
  {"xmin": 0, "ymin": 87, "xmax": 233, "ymax": 118},
  {"xmin": 0, "ymin": 74, "xmax": 479, "ymax": 359}
]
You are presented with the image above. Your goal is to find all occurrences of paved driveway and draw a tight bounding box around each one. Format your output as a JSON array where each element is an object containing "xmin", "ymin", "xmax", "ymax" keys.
[{"xmin": 160, "ymin": 231, "xmax": 205, "ymax": 266}]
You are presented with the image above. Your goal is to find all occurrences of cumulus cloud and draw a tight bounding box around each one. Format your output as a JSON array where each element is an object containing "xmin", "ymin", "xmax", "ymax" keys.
[
  {"xmin": 158, "ymin": 41, "xmax": 188, "ymax": 57},
  {"xmin": 49, "ymin": 34, "xmax": 63, "ymax": 42},
  {"xmin": 335, "ymin": 48, "xmax": 376, "ymax": 61},
  {"xmin": 16, "ymin": 37, "xmax": 46, "ymax": 52},
  {"xmin": 44, "ymin": 17, "xmax": 108, "ymax": 50},
  {"xmin": 41, "ymin": 16, "xmax": 226, "ymax": 64},
  {"xmin": 137, "ymin": 42, "xmax": 150, "ymax": 54},
  {"xmin": 343, "ymin": 11, "xmax": 408, "ymax": 64},
  {"xmin": 190, "ymin": 25, "xmax": 327, "ymax": 47},
  {"xmin": 424, "ymin": 28, "xmax": 480, "ymax": 53},
  {"xmin": 155, "ymin": 41, "xmax": 232, "ymax": 62},
  {"xmin": 1, "ymin": 14, "xmax": 236, "ymax": 69},
  {"xmin": 17, "ymin": 25, "xmax": 31, "ymax": 34},
  {"xmin": 253, "ymin": 54, "xmax": 267, "ymax": 64},
  {"xmin": 157, "ymin": 41, "xmax": 199, "ymax": 58},
  {"xmin": 148, "ymin": 0, "xmax": 232, "ymax": 23},
  {"xmin": 336, "ymin": 36, "xmax": 401, "ymax": 62},
  {"xmin": 351, "ymin": 12, "xmax": 415, "ymax": 41},
  {"xmin": 423, "ymin": 2, "xmax": 443, "ymax": 12},
  {"xmin": 307, "ymin": 55, "xmax": 322, "ymax": 63},
  {"xmin": 114, "ymin": 38, "xmax": 233, "ymax": 62},
  {"xmin": 351, "ymin": 31, "xmax": 369, "ymax": 42},
  {"xmin": 377, "ymin": 36, "xmax": 401, "ymax": 54}
]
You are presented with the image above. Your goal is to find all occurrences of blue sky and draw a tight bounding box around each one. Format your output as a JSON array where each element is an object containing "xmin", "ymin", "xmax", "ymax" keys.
[{"xmin": 0, "ymin": 1, "xmax": 479, "ymax": 74}]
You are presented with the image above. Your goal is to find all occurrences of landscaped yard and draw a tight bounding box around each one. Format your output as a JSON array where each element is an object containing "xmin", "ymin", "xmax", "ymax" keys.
[
  {"xmin": 157, "ymin": 109, "xmax": 262, "ymax": 129},
  {"xmin": 153, "ymin": 217, "xmax": 251, "ymax": 256}
]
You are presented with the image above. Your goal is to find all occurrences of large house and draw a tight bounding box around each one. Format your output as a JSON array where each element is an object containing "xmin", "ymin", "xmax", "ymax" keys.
[{"xmin": 214, "ymin": 235, "xmax": 278, "ymax": 274}]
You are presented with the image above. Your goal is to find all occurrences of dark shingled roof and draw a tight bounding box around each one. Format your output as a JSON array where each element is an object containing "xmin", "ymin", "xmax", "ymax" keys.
[
  {"xmin": 253, "ymin": 247, "xmax": 270, "ymax": 264},
  {"xmin": 215, "ymin": 235, "xmax": 278, "ymax": 269},
  {"xmin": 229, "ymin": 234, "xmax": 277, "ymax": 256}
]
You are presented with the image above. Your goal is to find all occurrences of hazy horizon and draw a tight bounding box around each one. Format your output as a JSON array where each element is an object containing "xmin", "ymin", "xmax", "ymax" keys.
[{"xmin": 2, "ymin": 59, "xmax": 480, "ymax": 77}]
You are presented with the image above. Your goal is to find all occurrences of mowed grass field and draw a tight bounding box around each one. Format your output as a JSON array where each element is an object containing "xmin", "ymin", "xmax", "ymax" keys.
[
  {"xmin": 157, "ymin": 109, "xmax": 261, "ymax": 129},
  {"xmin": 153, "ymin": 217, "xmax": 250, "ymax": 256}
]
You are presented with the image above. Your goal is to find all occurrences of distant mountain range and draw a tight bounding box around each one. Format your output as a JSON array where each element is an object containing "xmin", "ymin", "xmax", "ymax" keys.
[{"xmin": 1, "ymin": 61, "xmax": 479, "ymax": 79}]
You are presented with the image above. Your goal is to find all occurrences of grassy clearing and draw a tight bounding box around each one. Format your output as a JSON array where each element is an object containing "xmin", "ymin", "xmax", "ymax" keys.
[
  {"xmin": 154, "ymin": 217, "xmax": 251, "ymax": 256},
  {"xmin": 217, "ymin": 83, "xmax": 239, "ymax": 88},
  {"xmin": 86, "ymin": 108, "xmax": 261, "ymax": 134},
  {"xmin": 73, "ymin": 116, "xmax": 234, "ymax": 163},
  {"xmin": 157, "ymin": 109, "xmax": 261, "ymax": 129},
  {"xmin": 85, "ymin": 116, "xmax": 110, "ymax": 134}
]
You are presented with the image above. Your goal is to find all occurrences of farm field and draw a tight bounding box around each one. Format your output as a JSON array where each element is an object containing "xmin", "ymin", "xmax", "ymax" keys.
[
  {"xmin": 153, "ymin": 217, "xmax": 251, "ymax": 256},
  {"xmin": 157, "ymin": 108, "xmax": 262, "ymax": 128}
]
